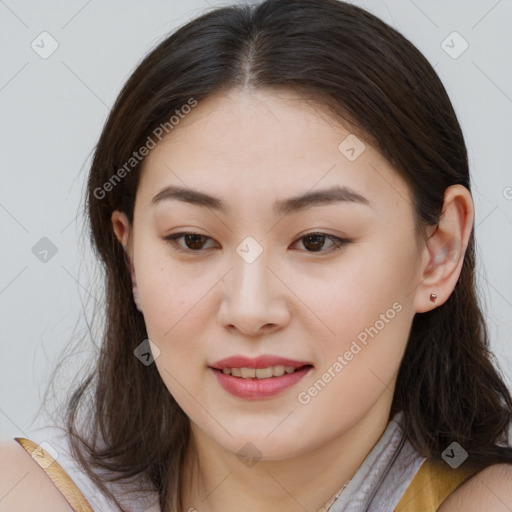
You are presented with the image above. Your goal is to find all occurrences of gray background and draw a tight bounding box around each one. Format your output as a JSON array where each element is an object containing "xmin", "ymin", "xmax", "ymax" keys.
[{"xmin": 1, "ymin": 0, "xmax": 511, "ymax": 438}]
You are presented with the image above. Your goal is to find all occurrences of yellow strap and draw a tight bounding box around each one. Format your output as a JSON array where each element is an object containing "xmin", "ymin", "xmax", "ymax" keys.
[
  {"xmin": 14, "ymin": 437, "xmax": 94, "ymax": 512},
  {"xmin": 394, "ymin": 457, "xmax": 479, "ymax": 511}
]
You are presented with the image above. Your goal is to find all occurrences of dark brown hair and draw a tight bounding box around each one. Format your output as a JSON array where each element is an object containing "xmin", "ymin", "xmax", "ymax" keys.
[{"xmin": 42, "ymin": 0, "xmax": 512, "ymax": 510}]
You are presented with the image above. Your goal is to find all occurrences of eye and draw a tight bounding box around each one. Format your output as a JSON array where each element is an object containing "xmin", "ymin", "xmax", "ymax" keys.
[
  {"xmin": 293, "ymin": 232, "xmax": 350, "ymax": 253},
  {"xmin": 161, "ymin": 231, "xmax": 351, "ymax": 255},
  {"xmin": 162, "ymin": 232, "xmax": 217, "ymax": 253}
]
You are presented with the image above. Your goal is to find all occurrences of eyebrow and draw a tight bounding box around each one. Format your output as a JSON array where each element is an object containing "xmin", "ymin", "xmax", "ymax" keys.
[{"xmin": 150, "ymin": 184, "xmax": 371, "ymax": 215}]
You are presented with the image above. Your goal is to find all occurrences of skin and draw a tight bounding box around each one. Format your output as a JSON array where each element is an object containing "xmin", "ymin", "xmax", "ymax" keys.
[{"xmin": 111, "ymin": 87, "xmax": 475, "ymax": 512}]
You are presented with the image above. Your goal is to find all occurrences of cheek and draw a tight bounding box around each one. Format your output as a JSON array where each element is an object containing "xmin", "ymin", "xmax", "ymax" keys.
[
  {"xmin": 139, "ymin": 271, "xmax": 211, "ymax": 346},
  {"xmin": 291, "ymin": 251, "xmax": 405, "ymax": 345},
  {"xmin": 139, "ymin": 264, "xmax": 213, "ymax": 404},
  {"xmin": 300, "ymin": 244, "xmax": 416, "ymax": 393},
  {"xmin": 295, "ymin": 297, "xmax": 411, "ymax": 445},
  {"xmin": 307, "ymin": 287, "xmax": 410, "ymax": 395},
  {"xmin": 133, "ymin": 236, "xmax": 212, "ymax": 336}
]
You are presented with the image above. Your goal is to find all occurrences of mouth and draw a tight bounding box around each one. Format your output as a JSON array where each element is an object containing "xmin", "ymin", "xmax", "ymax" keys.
[{"xmin": 208, "ymin": 363, "xmax": 314, "ymax": 400}]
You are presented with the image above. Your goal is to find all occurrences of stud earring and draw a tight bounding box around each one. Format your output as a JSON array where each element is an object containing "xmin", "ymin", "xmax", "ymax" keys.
[{"xmin": 430, "ymin": 293, "xmax": 438, "ymax": 303}]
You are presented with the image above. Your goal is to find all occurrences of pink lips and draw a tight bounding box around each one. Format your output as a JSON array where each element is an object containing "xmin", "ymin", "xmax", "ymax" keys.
[{"xmin": 209, "ymin": 354, "xmax": 313, "ymax": 400}]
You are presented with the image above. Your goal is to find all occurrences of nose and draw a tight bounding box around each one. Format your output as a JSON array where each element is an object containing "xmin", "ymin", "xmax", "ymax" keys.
[{"xmin": 218, "ymin": 252, "xmax": 291, "ymax": 337}]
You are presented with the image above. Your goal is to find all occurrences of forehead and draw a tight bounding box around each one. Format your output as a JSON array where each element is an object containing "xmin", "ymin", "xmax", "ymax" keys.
[{"xmin": 136, "ymin": 88, "xmax": 413, "ymax": 218}]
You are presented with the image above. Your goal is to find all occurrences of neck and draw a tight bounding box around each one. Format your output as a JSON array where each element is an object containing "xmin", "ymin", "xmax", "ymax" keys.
[{"xmin": 180, "ymin": 398, "xmax": 392, "ymax": 512}]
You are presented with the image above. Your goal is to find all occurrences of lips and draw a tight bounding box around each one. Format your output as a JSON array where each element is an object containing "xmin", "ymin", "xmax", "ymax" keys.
[
  {"xmin": 210, "ymin": 354, "xmax": 313, "ymax": 370},
  {"xmin": 209, "ymin": 354, "xmax": 314, "ymax": 399},
  {"xmin": 209, "ymin": 365, "xmax": 313, "ymax": 399}
]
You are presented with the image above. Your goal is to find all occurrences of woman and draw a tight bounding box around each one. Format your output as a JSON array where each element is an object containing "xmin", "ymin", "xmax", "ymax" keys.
[{"xmin": 1, "ymin": 0, "xmax": 511, "ymax": 510}]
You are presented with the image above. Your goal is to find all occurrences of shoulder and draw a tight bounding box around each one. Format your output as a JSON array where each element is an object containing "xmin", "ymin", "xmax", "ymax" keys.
[
  {"xmin": 0, "ymin": 437, "xmax": 74, "ymax": 511},
  {"xmin": 438, "ymin": 463, "xmax": 512, "ymax": 512}
]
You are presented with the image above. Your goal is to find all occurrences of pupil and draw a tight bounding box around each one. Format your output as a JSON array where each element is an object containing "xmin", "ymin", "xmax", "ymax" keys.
[
  {"xmin": 186, "ymin": 234, "xmax": 205, "ymax": 250},
  {"xmin": 304, "ymin": 234, "xmax": 324, "ymax": 251}
]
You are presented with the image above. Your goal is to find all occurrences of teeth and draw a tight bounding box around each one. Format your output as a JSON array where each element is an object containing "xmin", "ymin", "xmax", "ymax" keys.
[
  {"xmin": 240, "ymin": 367, "xmax": 256, "ymax": 378},
  {"xmin": 255, "ymin": 367, "xmax": 273, "ymax": 379},
  {"xmin": 220, "ymin": 365, "xmax": 303, "ymax": 378},
  {"xmin": 273, "ymin": 365, "xmax": 285, "ymax": 377}
]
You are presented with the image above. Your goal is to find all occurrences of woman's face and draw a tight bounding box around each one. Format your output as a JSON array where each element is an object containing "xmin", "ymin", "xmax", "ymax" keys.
[{"xmin": 113, "ymin": 88, "xmax": 428, "ymax": 460}]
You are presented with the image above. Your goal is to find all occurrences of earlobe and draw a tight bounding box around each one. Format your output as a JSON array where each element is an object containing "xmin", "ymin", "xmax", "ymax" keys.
[
  {"xmin": 413, "ymin": 185, "xmax": 474, "ymax": 313},
  {"xmin": 130, "ymin": 259, "xmax": 143, "ymax": 313},
  {"xmin": 111, "ymin": 210, "xmax": 131, "ymax": 249}
]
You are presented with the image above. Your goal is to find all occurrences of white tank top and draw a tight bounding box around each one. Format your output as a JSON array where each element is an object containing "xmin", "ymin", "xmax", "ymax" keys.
[{"xmin": 26, "ymin": 411, "xmax": 423, "ymax": 511}]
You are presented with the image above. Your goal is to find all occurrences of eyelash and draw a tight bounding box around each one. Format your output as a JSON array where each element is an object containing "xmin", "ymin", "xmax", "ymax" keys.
[{"xmin": 161, "ymin": 231, "xmax": 351, "ymax": 256}]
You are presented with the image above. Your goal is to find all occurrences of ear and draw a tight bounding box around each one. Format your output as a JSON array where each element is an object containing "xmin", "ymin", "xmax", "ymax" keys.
[
  {"xmin": 111, "ymin": 210, "xmax": 143, "ymax": 312},
  {"xmin": 111, "ymin": 210, "xmax": 131, "ymax": 252},
  {"xmin": 413, "ymin": 184, "xmax": 474, "ymax": 313}
]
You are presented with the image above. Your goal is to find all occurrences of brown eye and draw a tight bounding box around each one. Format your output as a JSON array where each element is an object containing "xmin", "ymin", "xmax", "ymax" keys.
[
  {"xmin": 180, "ymin": 233, "xmax": 208, "ymax": 250},
  {"xmin": 163, "ymin": 232, "xmax": 216, "ymax": 252},
  {"xmin": 294, "ymin": 232, "xmax": 351, "ymax": 254},
  {"xmin": 299, "ymin": 233, "xmax": 333, "ymax": 252}
]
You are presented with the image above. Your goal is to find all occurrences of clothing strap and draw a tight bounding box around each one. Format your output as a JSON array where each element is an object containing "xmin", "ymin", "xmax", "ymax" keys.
[
  {"xmin": 394, "ymin": 456, "xmax": 480, "ymax": 511},
  {"xmin": 14, "ymin": 437, "xmax": 94, "ymax": 512}
]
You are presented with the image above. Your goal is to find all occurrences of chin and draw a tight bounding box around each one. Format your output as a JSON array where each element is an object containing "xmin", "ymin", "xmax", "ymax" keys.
[{"xmin": 218, "ymin": 432, "xmax": 306, "ymax": 462}]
